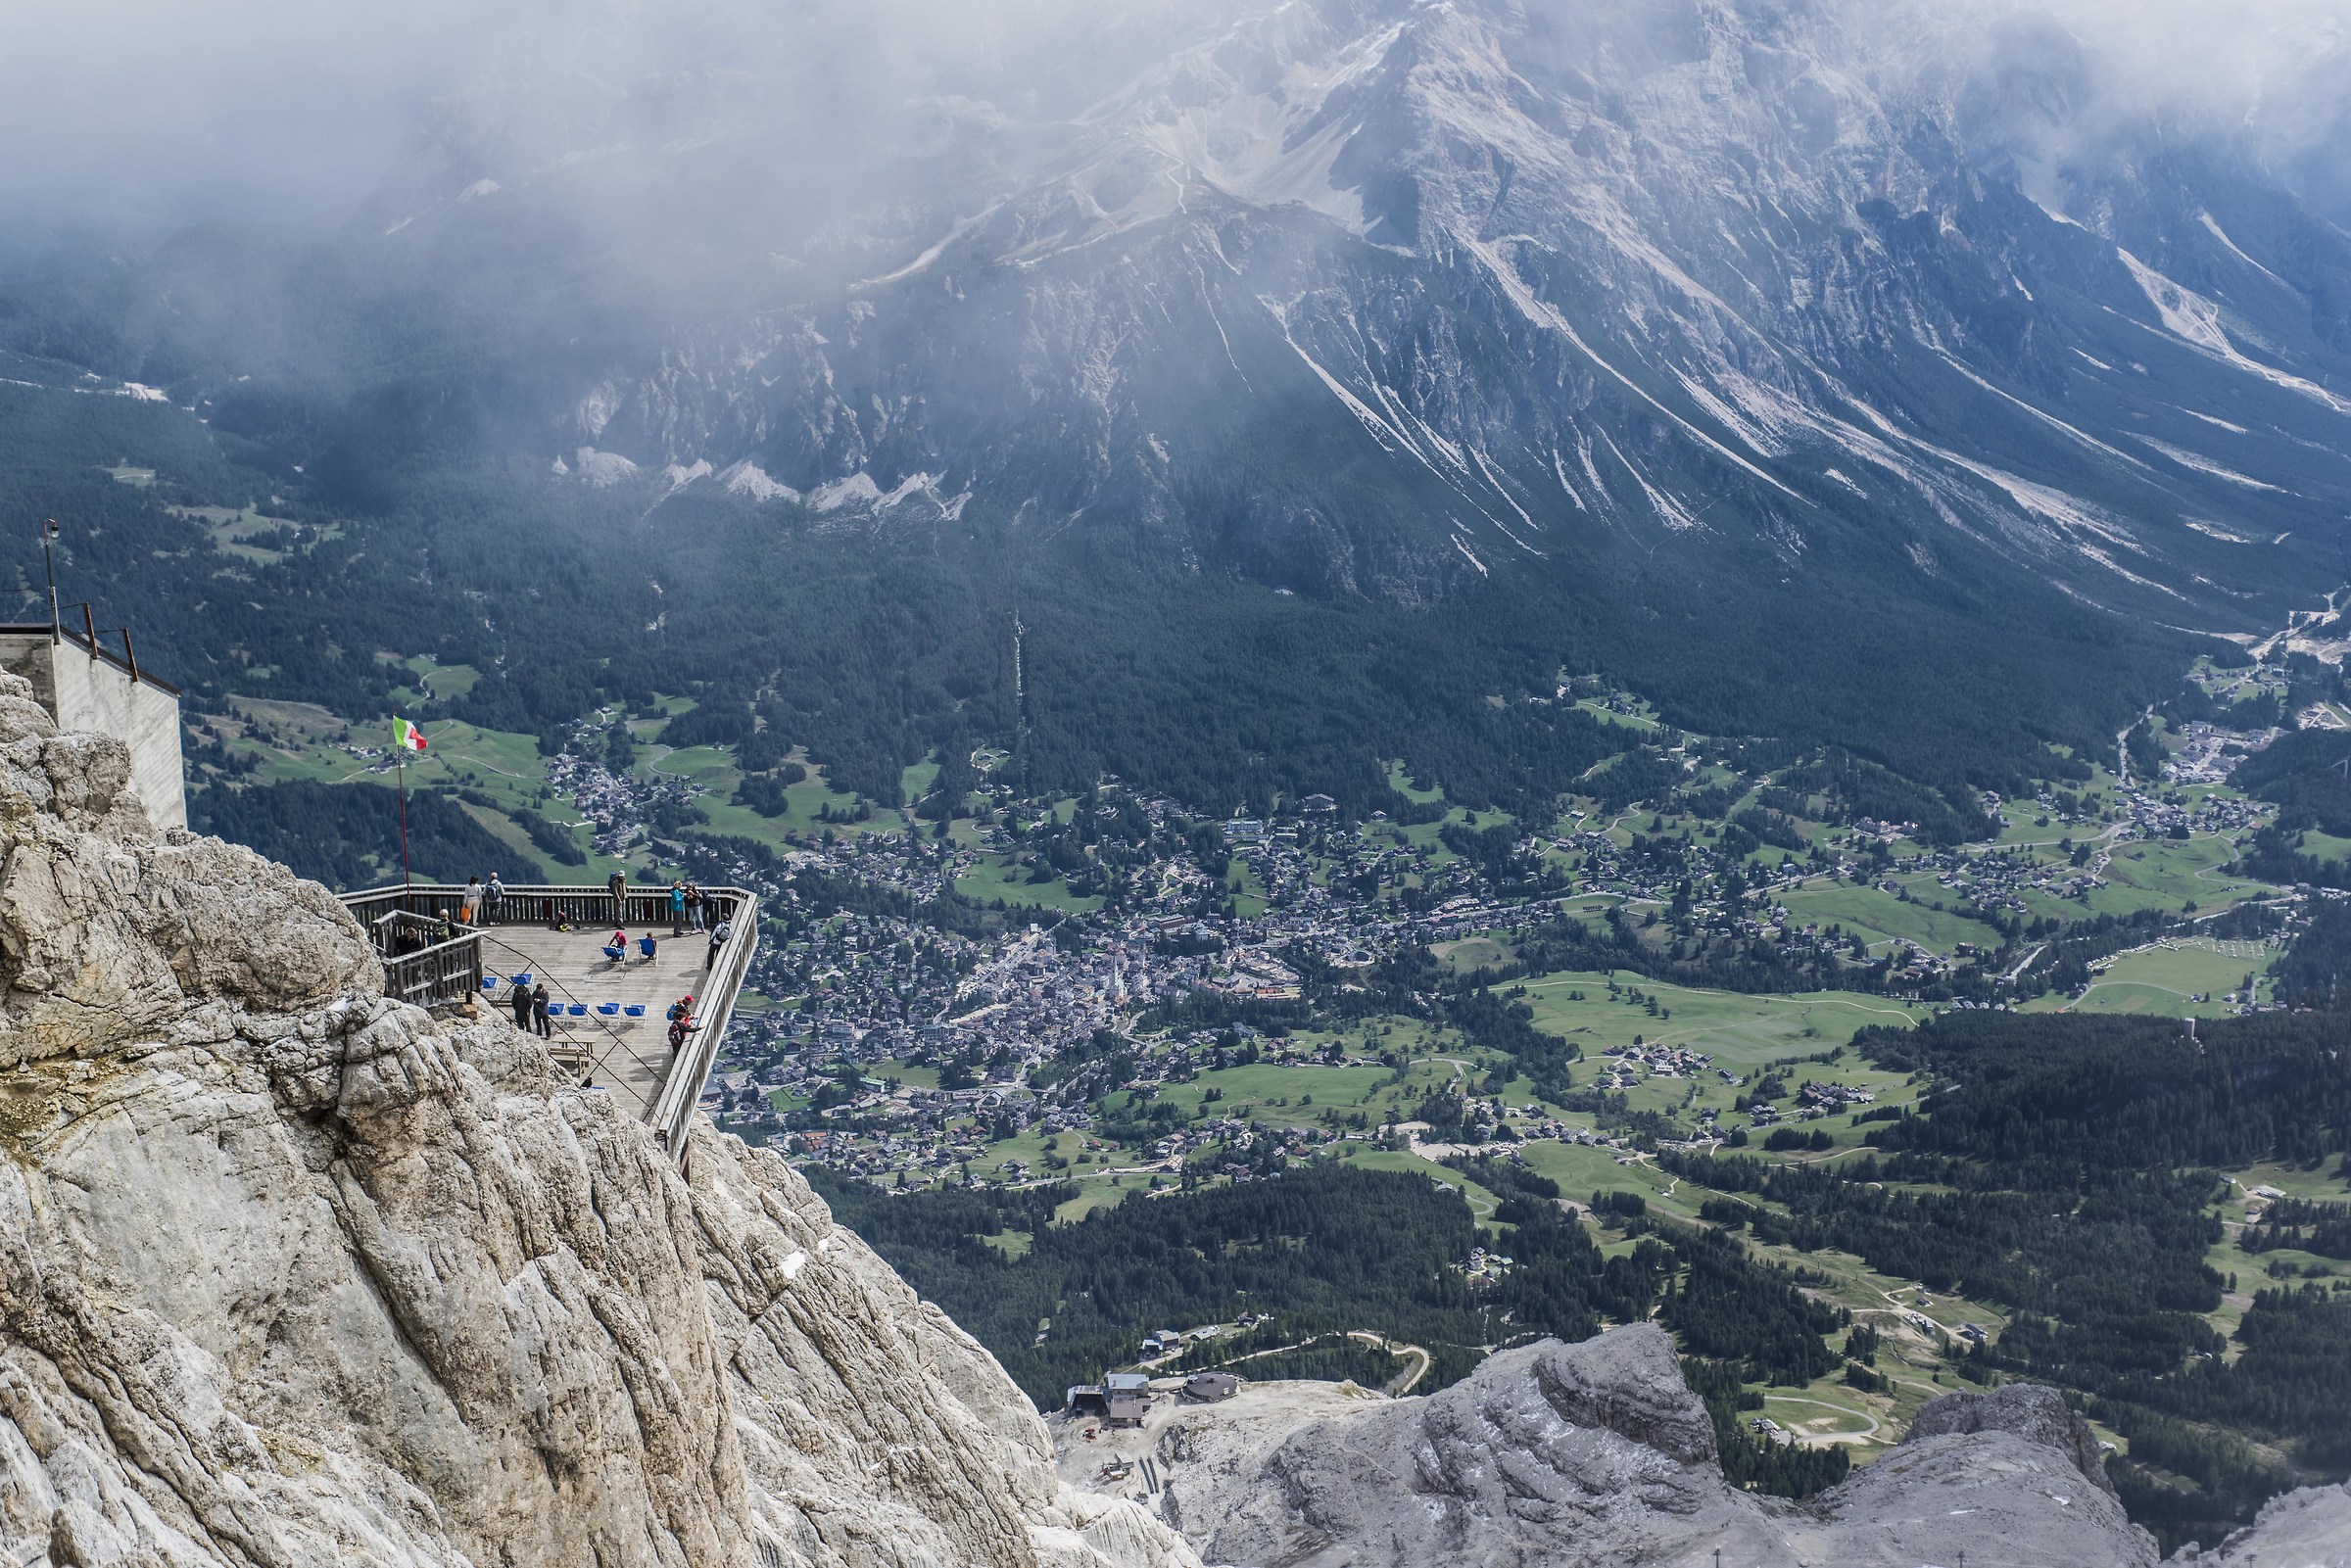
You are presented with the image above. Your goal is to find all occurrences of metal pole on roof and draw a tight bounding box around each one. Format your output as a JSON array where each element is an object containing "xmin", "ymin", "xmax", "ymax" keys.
[
  {"xmin": 39, "ymin": 520, "xmax": 59, "ymax": 644},
  {"xmin": 99, "ymin": 628, "xmax": 139, "ymax": 685}
]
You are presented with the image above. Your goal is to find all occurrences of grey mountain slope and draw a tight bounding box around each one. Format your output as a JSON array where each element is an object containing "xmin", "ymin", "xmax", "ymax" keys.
[
  {"xmin": 25, "ymin": 0, "xmax": 2351, "ymax": 643},
  {"xmin": 1110, "ymin": 1325, "xmax": 2351, "ymax": 1568},
  {"xmin": 328, "ymin": 0, "xmax": 2351, "ymax": 628}
]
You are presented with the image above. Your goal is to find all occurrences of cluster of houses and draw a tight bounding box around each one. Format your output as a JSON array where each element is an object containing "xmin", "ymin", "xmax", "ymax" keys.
[
  {"xmin": 1795, "ymin": 1079, "xmax": 1876, "ymax": 1113},
  {"xmin": 1065, "ymin": 1369, "xmax": 1243, "ymax": 1430}
]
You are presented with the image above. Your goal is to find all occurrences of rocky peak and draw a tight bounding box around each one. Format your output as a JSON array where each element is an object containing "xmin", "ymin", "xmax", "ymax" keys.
[
  {"xmin": 0, "ymin": 691, "xmax": 1193, "ymax": 1568},
  {"xmin": 1906, "ymin": 1381, "xmax": 2120, "ymax": 1498},
  {"xmin": 1125, "ymin": 1322, "xmax": 2350, "ymax": 1568}
]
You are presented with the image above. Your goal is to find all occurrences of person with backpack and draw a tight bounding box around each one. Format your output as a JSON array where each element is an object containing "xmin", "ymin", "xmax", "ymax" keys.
[
  {"xmin": 706, "ymin": 917, "xmax": 732, "ymax": 972},
  {"xmin": 607, "ymin": 869, "xmax": 628, "ymax": 922},
  {"xmin": 486, "ymin": 872, "xmax": 504, "ymax": 921}
]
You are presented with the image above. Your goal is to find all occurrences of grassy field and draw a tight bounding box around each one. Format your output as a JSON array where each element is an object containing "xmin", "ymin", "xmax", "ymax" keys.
[
  {"xmin": 1435, "ymin": 935, "xmax": 1515, "ymax": 973},
  {"xmin": 168, "ymin": 499, "xmax": 315, "ymax": 566},
  {"xmin": 1518, "ymin": 973, "xmax": 1925, "ymax": 1065},
  {"xmin": 1343, "ymin": 1145, "xmax": 1506, "ymax": 1217},
  {"xmin": 1384, "ymin": 761, "xmax": 1447, "ymax": 804},
  {"xmin": 203, "ymin": 684, "xmax": 944, "ymax": 881},
  {"xmin": 953, "ymin": 856, "xmax": 1103, "ymax": 913},
  {"xmin": 2022, "ymin": 936, "xmax": 2277, "ymax": 1018},
  {"xmin": 1224, "ymin": 859, "xmax": 1271, "ymax": 917},
  {"xmin": 1144, "ymin": 1062, "xmax": 1395, "ymax": 1122},
  {"xmin": 1777, "ymin": 880, "xmax": 2004, "ymax": 955},
  {"xmin": 2090, "ymin": 834, "xmax": 2266, "ymax": 917},
  {"xmin": 648, "ymin": 742, "xmax": 873, "ymax": 847}
]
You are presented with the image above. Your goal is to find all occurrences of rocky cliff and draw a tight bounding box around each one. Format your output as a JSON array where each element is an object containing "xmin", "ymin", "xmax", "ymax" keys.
[
  {"xmin": 0, "ymin": 677, "xmax": 1195, "ymax": 1568},
  {"xmin": 1113, "ymin": 1327, "xmax": 2351, "ymax": 1568}
]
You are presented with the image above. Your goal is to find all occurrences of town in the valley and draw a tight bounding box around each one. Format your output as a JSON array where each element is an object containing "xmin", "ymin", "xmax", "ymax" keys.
[{"xmin": 654, "ymin": 667, "xmax": 2316, "ymax": 1197}]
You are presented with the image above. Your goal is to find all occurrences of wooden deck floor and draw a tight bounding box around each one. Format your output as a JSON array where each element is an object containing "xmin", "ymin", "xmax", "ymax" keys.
[{"xmin": 474, "ymin": 921, "xmax": 733, "ymax": 1120}]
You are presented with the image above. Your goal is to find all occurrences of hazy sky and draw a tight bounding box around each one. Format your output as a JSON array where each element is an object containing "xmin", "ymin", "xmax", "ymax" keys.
[
  {"xmin": 0, "ymin": 0, "xmax": 493, "ymax": 235},
  {"xmin": 3, "ymin": 0, "xmax": 2347, "ymax": 242}
]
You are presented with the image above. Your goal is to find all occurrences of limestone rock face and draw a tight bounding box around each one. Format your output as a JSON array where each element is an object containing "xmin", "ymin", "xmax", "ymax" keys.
[
  {"xmin": 0, "ymin": 686, "xmax": 1195, "ymax": 1568},
  {"xmin": 1136, "ymin": 1326, "xmax": 2172, "ymax": 1568},
  {"xmin": 1903, "ymin": 1381, "xmax": 2121, "ymax": 1497},
  {"xmin": 2172, "ymin": 1484, "xmax": 2351, "ymax": 1566}
]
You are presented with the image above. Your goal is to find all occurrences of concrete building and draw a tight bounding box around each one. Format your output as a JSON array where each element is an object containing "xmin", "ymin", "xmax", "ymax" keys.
[
  {"xmin": 1182, "ymin": 1371, "xmax": 1241, "ymax": 1402},
  {"xmin": 0, "ymin": 625, "xmax": 185, "ymax": 831},
  {"xmin": 1101, "ymin": 1371, "xmax": 1152, "ymax": 1428}
]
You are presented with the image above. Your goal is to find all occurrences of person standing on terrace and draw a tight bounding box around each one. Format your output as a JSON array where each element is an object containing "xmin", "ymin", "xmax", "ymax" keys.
[{"xmin": 607, "ymin": 868, "xmax": 628, "ymax": 921}]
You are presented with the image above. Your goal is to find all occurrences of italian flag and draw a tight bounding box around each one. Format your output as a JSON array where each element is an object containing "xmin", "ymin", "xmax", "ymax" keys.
[{"xmin": 392, "ymin": 717, "xmax": 428, "ymax": 753}]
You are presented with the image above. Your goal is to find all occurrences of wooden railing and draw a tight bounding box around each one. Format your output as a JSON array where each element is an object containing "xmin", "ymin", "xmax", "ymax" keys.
[
  {"xmin": 338, "ymin": 881, "xmax": 759, "ymax": 1154},
  {"xmin": 366, "ymin": 911, "xmax": 486, "ymax": 1010},
  {"xmin": 644, "ymin": 887, "xmax": 760, "ymax": 1156},
  {"xmin": 339, "ymin": 882, "xmax": 735, "ymax": 932}
]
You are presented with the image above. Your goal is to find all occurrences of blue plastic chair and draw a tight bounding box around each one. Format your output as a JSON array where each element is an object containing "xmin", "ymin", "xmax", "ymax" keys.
[
  {"xmin": 567, "ymin": 1004, "xmax": 588, "ymax": 1018},
  {"xmin": 511, "ymin": 972, "xmax": 533, "ymax": 986},
  {"xmin": 638, "ymin": 936, "xmax": 657, "ymax": 960},
  {"xmin": 624, "ymin": 1004, "xmax": 647, "ymax": 1018},
  {"xmin": 597, "ymin": 1002, "xmax": 620, "ymax": 1016},
  {"xmin": 480, "ymin": 976, "xmax": 497, "ymax": 991},
  {"xmin": 602, "ymin": 944, "xmax": 626, "ymax": 962}
]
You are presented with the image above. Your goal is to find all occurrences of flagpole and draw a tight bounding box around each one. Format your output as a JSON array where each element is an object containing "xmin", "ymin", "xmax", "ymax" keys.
[{"xmin": 398, "ymin": 749, "xmax": 411, "ymax": 891}]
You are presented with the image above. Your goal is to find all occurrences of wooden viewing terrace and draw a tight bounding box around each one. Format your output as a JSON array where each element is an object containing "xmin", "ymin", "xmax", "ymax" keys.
[{"xmin": 337, "ymin": 882, "xmax": 761, "ymax": 1156}]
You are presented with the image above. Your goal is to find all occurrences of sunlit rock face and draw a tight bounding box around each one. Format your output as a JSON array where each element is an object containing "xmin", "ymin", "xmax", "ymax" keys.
[
  {"xmin": 1129, "ymin": 1325, "xmax": 2170, "ymax": 1568},
  {"xmin": 0, "ymin": 674, "xmax": 1196, "ymax": 1568}
]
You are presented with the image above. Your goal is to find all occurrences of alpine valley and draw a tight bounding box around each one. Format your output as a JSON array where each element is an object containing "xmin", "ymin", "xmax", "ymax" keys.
[
  {"xmin": 12, "ymin": 0, "xmax": 2351, "ymax": 815},
  {"xmin": 9, "ymin": 3, "xmax": 2351, "ymax": 1564}
]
